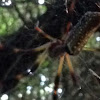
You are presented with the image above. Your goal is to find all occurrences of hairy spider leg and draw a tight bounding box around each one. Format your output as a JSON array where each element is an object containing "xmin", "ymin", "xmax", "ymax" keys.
[
  {"xmin": 53, "ymin": 55, "xmax": 64, "ymax": 100},
  {"xmin": 8, "ymin": 26, "xmax": 56, "ymax": 53},
  {"xmin": 35, "ymin": 27, "xmax": 55, "ymax": 41},
  {"xmin": 28, "ymin": 49, "xmax": 49, "ymax": 74},
  {"xmin": 2, "ymin": 51, "xmax": 48, "ymax": 90},
  {"xmin": 0, "ymin": 41, "xmax": 51, "ymax": 57},
  {"xmin": 65, "ymin": 53, "xmax": 78, "ymax": 85},
  {"xmin": 83, "ymin": 47, "xmax": 100, "ymax": 52},
  {"xmin": 62, "ymin": 0, "xmax": 77, "ymax": 40},
  {"xmin": 1, "ymin": 27, "xmax": 54, "ymax": 85},
  {"xmin": 14, "ymin": 49, "xmax": 48, "ymax": 81},
  {"xmin": 12, "ymin": 26, "xmax": 56, "ymax": 80},
  {"xmin": 66, "ymin": 0, "xmax": 76, "ymax": 32},
  {"xmin": 13, "ymin": 42, "xmax": 52, "ymax": 53},
  {"xmin": 35, "ymin": 49, "xmax": 48, "ymax": 67}
]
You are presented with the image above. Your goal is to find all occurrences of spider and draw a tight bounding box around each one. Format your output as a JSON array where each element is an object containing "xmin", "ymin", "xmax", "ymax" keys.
[
  {"xmin": 11, "ymin": 0, "xmax": 100, "ymax": 99},
  {"xmin": 34, "ymin": 12, "xmax": 100, "ymax": 100},
  {"xmin": 0, "ymin": 0, "xmax": 100, "ymax": 99}
]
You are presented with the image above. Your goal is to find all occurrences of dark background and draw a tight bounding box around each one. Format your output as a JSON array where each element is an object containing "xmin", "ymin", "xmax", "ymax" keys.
[{"xmin": 0, "ymin": 0, "xmax": 100, "ymax": 100}]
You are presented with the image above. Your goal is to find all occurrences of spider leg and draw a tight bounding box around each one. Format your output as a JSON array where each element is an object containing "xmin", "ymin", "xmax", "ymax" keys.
[
  {"xmin": 0, "ymin": 41, "xmax": 51, "ymax": 56},
  {"xmin": 0, "ymin": 26, "xmax": 56, "ymax": 54},
  {"xmin": 13, "ymin": 42, "xmax": 51, "ymax": 53},
  {"xmin": 65, "ymin": 0, "xmax": 76, "ymax": 33},
  {"xmin": 65, "ymin": 53, "xmax": 77, "ymax": 85},
  {"xmin": 26, "ymin": 49, "xmax": 48, "ymax": 74},
  {"xmin": 15, "ymin": 49, "xmax": 48, "ymax": 79},
  {"xmin": 83, "ymin": 47, "xmax": 100, "ymax": 52},
  {"xmin": 0, "ymin": 49, "xmax": 48, "ymax": 93},
  {"xmin": 35, "ymin": 27, "xmax": 56, "ymax": 41},
  {"xmin": 35, "ymin": 49, "xmax": 48, "ymax": 67},
  {"xmin": 53, "ymin": 55, "xmax": 64, "ymax": 100},
  {"xmin": 62, "ymin": 0, "xmax": 77, "ymax": 40}
]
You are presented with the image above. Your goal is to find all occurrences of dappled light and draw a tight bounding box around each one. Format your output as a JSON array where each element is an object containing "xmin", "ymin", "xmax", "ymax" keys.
[{"xmin": 0, "ymin": 0, "xmax": 100, "ymax": 100}]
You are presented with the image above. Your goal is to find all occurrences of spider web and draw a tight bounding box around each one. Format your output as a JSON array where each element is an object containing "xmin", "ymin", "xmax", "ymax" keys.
[{"xmin": 0, "ymin": 0, "xmax": 100, "ymax": 100}]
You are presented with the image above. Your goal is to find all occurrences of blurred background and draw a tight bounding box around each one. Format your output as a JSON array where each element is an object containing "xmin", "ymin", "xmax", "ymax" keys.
[{"xmin": 0, "ymin": 0, "xmax": 100, "ymax": 100}]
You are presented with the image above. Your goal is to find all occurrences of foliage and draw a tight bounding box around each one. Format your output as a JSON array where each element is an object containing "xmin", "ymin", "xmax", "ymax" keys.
[{"xmin": 0, "ymin": 0, "xmax": 100, "ymax": 100}]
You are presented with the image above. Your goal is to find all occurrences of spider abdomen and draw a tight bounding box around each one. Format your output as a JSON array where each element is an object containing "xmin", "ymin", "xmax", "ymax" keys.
[{"xmin": 65, "ymin": 12, "xmax": 100, "ymax": 55}]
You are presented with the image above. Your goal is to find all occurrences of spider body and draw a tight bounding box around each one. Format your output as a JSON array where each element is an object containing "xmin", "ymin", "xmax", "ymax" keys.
[
  {"xmin": 48, "ymin": 12, "xmax": 100, "ymax": 57},
  {"xmin": 48, "ymin": 40, "xmax": 65, "ymax": 57},
  {"xmin": 65, "ymin": 11, "xmax": 100, "ymax": 55},
  {"xmin": 38, "ymin": 10, "xmax": 100, "ymax": 100}
]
